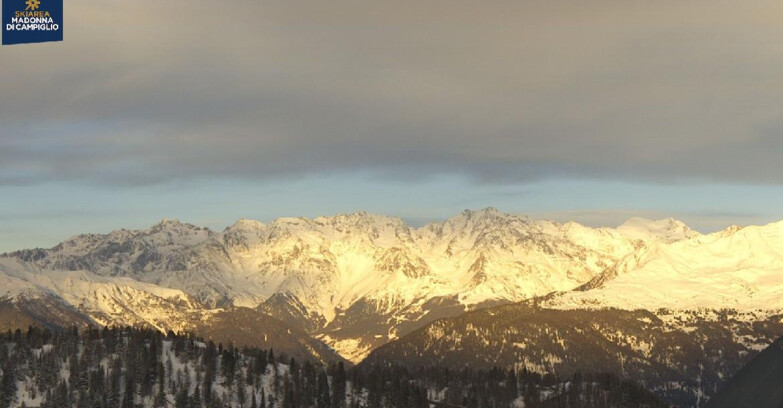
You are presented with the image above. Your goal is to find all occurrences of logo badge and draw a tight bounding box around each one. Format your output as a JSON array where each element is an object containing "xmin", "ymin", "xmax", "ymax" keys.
[{"xmin": 3, "ymin": 0, "xmax": 62, "ymax": 45}]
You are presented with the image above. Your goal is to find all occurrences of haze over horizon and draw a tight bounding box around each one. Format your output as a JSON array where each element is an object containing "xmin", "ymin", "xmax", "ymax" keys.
[{"xmin": 3, "ymin": 0, "xmax": 783, "ymax": 252}]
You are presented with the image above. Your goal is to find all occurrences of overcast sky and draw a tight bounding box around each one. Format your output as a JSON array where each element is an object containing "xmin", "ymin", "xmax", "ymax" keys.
[{"xmin": 2, "ymin": 0, "xmax": 783, "ymax": 251}]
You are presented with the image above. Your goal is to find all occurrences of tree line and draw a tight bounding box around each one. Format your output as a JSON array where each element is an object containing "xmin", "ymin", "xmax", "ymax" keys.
[{"xmin": 0, "ymin": 326, "xmax": 666, "ymax": 408}]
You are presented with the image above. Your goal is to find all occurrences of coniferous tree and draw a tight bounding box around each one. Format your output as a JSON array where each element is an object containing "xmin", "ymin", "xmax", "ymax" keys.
[
  {"xmin": 282, "ymin": 377, "xmax": 295, "ymax": 408},
  {"xmin": 192, "ymin": 384, "xmax": 202, "ymax": 408},
  {"xmin": 237, "ymin": 379, "xmax": 246, "ymax": 408},
  {"xmin": 316, "ymin": 371, "xmax": 331, "ymax": 408},
  {"xmin": 0, "ymin": 361, "xmax": 17, "ymax": 408},
  {"xmin": 331, "ymin": 362, "xmax": 347, "ymax": 408},
  {"xmin": 222, "ymin": 346, "xmax": 237, "ymax": 387},
  {"xmin": 175, "ymin": 383, "xmax": 189, "ymax": 408},
  {"xmin": 302, "ymin": 361, "xmax": 317, "ymax": 407},
  {"xmin": 121, "ymin": 374, "xmax": 135, "ymax": 408}
]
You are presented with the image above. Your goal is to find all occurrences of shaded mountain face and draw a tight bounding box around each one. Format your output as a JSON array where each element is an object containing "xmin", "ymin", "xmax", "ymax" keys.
[
  {"xmin": 0, "ymin": 293, "xmax": 345, "ymax": 365},
  {"xmin": 194, "ymin": 307, "xmax": 349, "ymax": 365},
  {"xmin": 2, "ymin": 208, "xmax": 663, "ymax": 361},
  {"xmin": 0, "ymin": 295, "xmax": 94, "ymax": 331},
  {"xmin": 706, "ymin": 336, "xmax": 783, "ymax": 408},
  {"xmin": 360, "ymin": 304, "xmax": 783, "ymax": 407}
]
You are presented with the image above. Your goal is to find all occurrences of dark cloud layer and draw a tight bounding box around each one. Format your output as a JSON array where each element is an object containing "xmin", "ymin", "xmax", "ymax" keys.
[{"xmin": 2, "ymin": 0, "xmax": 782, "ymax": 186}]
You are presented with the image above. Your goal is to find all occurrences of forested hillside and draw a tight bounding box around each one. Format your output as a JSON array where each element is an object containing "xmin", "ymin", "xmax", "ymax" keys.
[
  {"xmin": 0, "ymin": 326, "xmax": 665, "ymax": 408},
  {"xmin": 706, "ymin": 336, "xmax": 783, "ymax": 408},
  {"xmin": 360, "ymin": 304, "xmax": 783, "ymax": 406}
]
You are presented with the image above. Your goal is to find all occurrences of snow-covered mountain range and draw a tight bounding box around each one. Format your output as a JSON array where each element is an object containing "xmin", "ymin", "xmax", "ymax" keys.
[
  {"xmin": 548, "ymin": 219, "xmax": 783, "ymax": 312},
  {"xmin": 2, "ymin": 208, "xmax": 782, "ymax": 366}
]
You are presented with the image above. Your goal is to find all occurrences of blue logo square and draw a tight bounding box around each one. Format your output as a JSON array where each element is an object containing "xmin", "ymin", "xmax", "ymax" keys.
[{"xmin": 2, "ymin": 0, "xmax": 63, "ymax": 45}]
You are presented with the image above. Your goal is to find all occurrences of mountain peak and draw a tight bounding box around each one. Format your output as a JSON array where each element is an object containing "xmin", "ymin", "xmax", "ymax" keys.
[
  {"xmin": 155, "ymin": 218, "xmax": 182, "ymax": 226},
  {"xmin": 336, "ymin": 211, "xmax": 373, "ymax": 222},
  {"xmin": 463, "ymin": 207, "xmax": 501, "ymax": 217},
  {"xmin": 617, "ymin": 217, "xmax": 698, "ymax": 243},
  {"xmin": 453, "ymin": 207, "xmax": 509, "ymax": 224},
  {"xmin": 228, "ymin": 218, "xmax": 265, "ymax": 230},
  {"xmin": 147, "ymin": 218, "xmax": 209, "ymax": 237},
  {"xmin": 314, "ymin": 211, "xmax": 403, "ymax": 227}
]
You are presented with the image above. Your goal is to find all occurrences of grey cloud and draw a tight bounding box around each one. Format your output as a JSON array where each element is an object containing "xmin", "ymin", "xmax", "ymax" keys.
[{"xmin": 1, "ymin": 0, "xmax": 782, "ymax": 185}]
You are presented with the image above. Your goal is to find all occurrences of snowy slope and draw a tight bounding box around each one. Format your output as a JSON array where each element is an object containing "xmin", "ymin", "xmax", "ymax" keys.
[
  {"xmin": 1, "ymin": 208, "xmax": 706, "ymax": 362},
  {"xmin": 546, "ymin": 220, "xmax": 783, "ymax": 312},
  {"xmin": 358, "ymin": 218, "xmax": 783, "ymax": 405},
  {"xmin": 0, "ymin": 256, "xmax": 345, "ymax": 364},
  {"xmin": 5, "ymin": 208, "xmax": 771, "ymax": 404},
  {"xmin": 8, "ymin": 209, "xmax": 650, "ymax": 316},
  {"xmin": 0, "ymin": 256, "xmax": 202, "ymax": 331}
]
